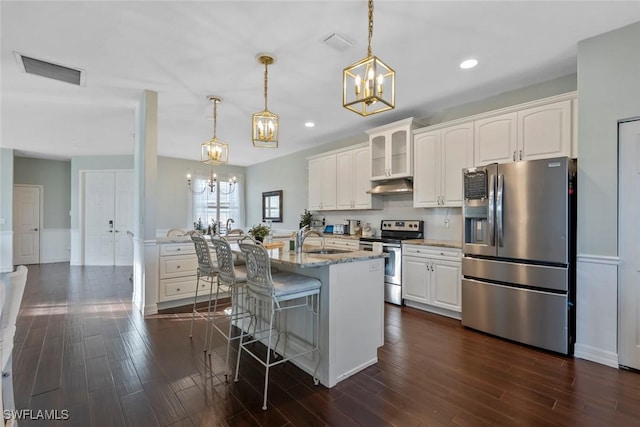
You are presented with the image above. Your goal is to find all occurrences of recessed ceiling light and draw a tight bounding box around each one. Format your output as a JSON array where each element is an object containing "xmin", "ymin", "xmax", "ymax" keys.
[
  {"xmin": 460, "ymin": 59, "xmax": 478, "ymax": 70},
  {"xmin": 305, "ymin": 122, "xmax": 315, "ymax": 128}
]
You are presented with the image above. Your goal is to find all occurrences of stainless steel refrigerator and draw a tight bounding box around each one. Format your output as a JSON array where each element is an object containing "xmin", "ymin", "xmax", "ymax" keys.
[{"xmin": 461, "ymin": 157, "xmax": 577, "ymax": 354}]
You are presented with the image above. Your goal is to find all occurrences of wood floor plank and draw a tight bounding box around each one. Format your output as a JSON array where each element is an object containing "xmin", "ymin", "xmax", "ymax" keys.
[
  {"xmin": 32, "ymin": 333, "xmax": 63, "ymax": 395},
  {"xmin": 142, "ymin": 379, "xmax": 189, "ymax": 426},
  {"xmin": 84, "ymin": 334, "xmax": 107, "ymax": 359},
  {"xmin": 85, "ymin": 355, "xmax": 114, "ymax": 392},
  {"xmin": 89, "ymin": 386, "xmax": 125, "ymax": 427},
  {"xmin": 120, "ymin": 390, "xmax": 160, "ymax": 427},
  {"xmin": 110, "ymin": 357, "xmax": 144, "ymax": 397}
]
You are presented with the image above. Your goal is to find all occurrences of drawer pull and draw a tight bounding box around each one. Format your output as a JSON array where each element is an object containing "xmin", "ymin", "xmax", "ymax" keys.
[
  {"xmin": 176, "ymin": 265, "xmax": 181, "ymax": 269},
  {"xmin": 177, "ymin": 288, "xmax": 181, "ymax": 292},
  {"xmin": 177, "ymin": 248, "xmax": 181, "ymax": 251}
]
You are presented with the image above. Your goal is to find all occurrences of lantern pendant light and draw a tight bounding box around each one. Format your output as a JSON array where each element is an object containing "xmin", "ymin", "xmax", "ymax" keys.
[
  {"xmin": 343, "ymin": 0, "xmax": 395, "ymax": 116},
  {"xmin": 201, "ymin": 96, "xmax": 230, "ymax": 165},
  {"xmin": 252, "ymin": 54, "xmax": 279, "ymax": 148}
]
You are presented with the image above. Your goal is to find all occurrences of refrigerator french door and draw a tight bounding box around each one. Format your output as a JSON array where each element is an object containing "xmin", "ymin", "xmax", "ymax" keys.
[{"xmin": 461, "ymin": 157, "xmax": 576, "ymax": 354}]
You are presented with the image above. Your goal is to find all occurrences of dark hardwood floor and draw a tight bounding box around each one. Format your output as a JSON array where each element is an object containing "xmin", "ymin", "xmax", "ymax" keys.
[{"xmin": 11, "ymin": 263, "xmax": 640, "ymax": 426}]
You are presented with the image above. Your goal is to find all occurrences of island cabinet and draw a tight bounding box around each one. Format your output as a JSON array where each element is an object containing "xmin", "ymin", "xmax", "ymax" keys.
[
  {"xmin": 366, "ymin": 117, "xmax": 417, "ymax": 180},
  {"xmin": 402, "ymin": 244, "xmax": 462, "ymax": 317},
  {"xmin": 308, "ymin": 154, "xmax": 337, "ymax": 211},
  {"xmin": 413, "ymin": 122, "xmax": 474, "ymax": 208},
  {"xmin": 474, "ymin": 98, "xmax": 573, "ymax": 166},
  {"xmin": 158, "ymin": 242, "xmax": 212, "ymax": 302}
]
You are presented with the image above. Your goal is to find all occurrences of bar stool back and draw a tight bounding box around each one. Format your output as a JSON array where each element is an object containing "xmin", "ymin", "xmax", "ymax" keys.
[
  {"xmin": 207, "ymin": 236, "xmax": 248, "ymax": 380},
  {"xmin": 235, "ymin": 241, "xmax": 321, "ymax": 410},
  {"xmin": 190, "ymin": 234, "xmax": 218, "ymax": 351}
]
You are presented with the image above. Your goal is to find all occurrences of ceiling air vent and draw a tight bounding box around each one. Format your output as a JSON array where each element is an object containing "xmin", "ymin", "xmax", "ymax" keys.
[{"xmin": 15, "ymin": 52, "xmax": 84, "ymax": 86}]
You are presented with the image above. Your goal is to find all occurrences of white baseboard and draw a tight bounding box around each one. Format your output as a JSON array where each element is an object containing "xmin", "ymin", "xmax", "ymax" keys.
[
  {"xmin": 404, "ymin": 300, "xmax": 461, "ymax": 320},
  {"xmin": 574, "ymin": 343, "xmax": 619, "ymax": 369},
  {"xmin": 144, "ymin": 304, "xmax": 158, "ymax": 316}
]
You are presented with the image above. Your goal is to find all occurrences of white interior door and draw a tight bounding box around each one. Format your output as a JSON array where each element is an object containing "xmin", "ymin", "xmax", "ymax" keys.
[
  {"xmin": 84, "ymin": 172, "xmax": 116, "ymax": 265},
  {"xmin": 619, "ymin": 119, "xmax": 640, "ymax": 370},
  {"xmin": 84, "ymin": 171, "xmax": 134, "ymax": 266},
  {"xmin": 114, "ymin": 172, "xmax": 134, "ymax": 266},
  {"xmin": 13, "ymin": 185, "xmax": 41, "ymax": 264}
]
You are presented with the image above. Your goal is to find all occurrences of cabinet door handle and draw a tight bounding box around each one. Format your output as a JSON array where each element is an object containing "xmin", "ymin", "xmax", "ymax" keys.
[
  {"xmin": 513, "ymin": 151, "xmax": 516, "ymax": 161},
  {"xmin": 519, "ymin": 149, "xmax": 523, "ymax": 160}
]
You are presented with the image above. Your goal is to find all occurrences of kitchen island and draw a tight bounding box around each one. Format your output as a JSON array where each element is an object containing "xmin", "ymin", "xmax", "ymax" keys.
[{"xmin": 230, "ymin": 244, "xmax": 386, "ymax": 388}]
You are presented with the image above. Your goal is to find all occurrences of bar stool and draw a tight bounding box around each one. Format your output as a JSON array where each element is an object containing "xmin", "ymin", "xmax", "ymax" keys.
[
  {"xmin": 207, "ymin": 235, "xmax": 248, "ymax": 380},
  {"xmin": 190, "ymin": 234, "xmax": 218, "ymax": 352},
  {"xmin": 235, "ymin": 241, "xmax": 321, "ymax": 410}
]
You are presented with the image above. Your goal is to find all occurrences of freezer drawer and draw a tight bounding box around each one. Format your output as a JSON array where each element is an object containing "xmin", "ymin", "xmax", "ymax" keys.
[
  {"xmin": 462, "ymin": 256, "xmax": 568, "ymax": 292},
  {"xmin": 462, "ymin": 279, "xmax": 569, "ymax": 354}
]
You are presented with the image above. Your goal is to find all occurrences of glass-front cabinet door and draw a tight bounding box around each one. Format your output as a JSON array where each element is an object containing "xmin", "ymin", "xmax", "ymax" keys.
[
  {"xmin": 370, "ymin": 135, "xmax": 387, "ymax": 179},
  {"xmin": 367, "ymin": 117, "xmax": 416, "ymax": 181}
]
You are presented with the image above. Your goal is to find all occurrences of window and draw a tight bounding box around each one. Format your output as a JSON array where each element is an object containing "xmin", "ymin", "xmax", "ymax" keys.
[
  {"xmin": 262, "ymin": 190, "xmax": 283, "ymax": 222},
  {"xmin": 190, "ymin": 173, "xmax": 244, "ymax": 234}
]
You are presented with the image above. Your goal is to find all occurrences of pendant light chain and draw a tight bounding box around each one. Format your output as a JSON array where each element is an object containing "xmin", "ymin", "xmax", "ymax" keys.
[
  {"xmin": 263, "ymin": 61, "xmax": 269, "ymax": 111},
  {"xmin": 212, "ymin": 99, "xmax": 217, "ymax": 138},
  {"xmin": 367, "ymin": 0, "xmax": 374, "ymax": 57}
]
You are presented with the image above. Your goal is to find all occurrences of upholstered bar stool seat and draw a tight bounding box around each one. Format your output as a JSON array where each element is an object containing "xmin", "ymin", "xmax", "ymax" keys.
[{"xmin": 235, "ymin": 240, "xmax": 321, "ymax": 410}]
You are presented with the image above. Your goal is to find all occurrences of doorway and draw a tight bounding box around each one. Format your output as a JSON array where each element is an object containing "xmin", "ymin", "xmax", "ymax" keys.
[
  {"xmin": 619, "ymin": 119, "xmax": 640, "ymax": 370},
  {"xmin": 13, "ymin": 185, "xmax": 42, "ymax": 264},
  {"xmin": 83, "ymin": 171, "xmax": 133, "ymax": 266}
]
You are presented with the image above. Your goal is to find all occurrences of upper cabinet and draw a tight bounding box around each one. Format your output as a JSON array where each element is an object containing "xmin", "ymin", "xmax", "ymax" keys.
[
  {"xmin": 308, "ymin": 154, "xmax": 336, "ymax": 211},
  {"xmin": 367, "ymin": 118, "xmax": 417, "ymax": 180},
  {"xmin": 475, "ymin": 99, "xmax": 573, "ymax": 166},
  {"xmin": 309, "ymin": 144, "xmax": 381, "ymax": 211},
  {"xmin": 413, "ymin": 123, "xmax": 474, "ymax": 208},
  {"xmin": 336, "ymin": 147, "xmax": 381, "ymax": 210}
]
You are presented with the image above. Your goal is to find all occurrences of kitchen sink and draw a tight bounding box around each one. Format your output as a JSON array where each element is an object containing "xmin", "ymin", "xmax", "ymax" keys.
[{"xmin": 304, "ymin": 248, "xmax": 351, "ymax": 255}]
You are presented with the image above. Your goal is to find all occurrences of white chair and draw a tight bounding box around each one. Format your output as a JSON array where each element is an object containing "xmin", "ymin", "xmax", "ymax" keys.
[
  {"xmin": 207, "ymin": 236, "xmax": 248, "ymax": 380},
  {"xmin": 2, "ymin": 265, "xmax": 28, "ymax": 423},
  {"xmin": 190, "ymin": 234, "xmax": 218, "ymax": 351},
  {"xmin": 235, "ymin": 241, "xmax": 321, "ymax": 410},
  {"xmin": 167, "ymin": 228, "xmax": 186, "ymax": 237}
]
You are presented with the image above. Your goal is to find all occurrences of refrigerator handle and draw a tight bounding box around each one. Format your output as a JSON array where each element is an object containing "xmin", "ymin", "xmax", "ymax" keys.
[
  {"xmin": 497, "ymin": 173, "xmax": 504, "ymax": 247},
  {"xmin": 488, "ymin": 174, "xmax": 495, "ymax": 247}
]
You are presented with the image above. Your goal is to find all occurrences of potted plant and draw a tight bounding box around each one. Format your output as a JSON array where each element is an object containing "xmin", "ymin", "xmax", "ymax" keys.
[
  {"xmin": 248, "ymin": 223, "xmax": 271, "ymax": 242},
  {"xmin": 299, "ymin": 209, "xmax": 313, "ymax": 229}
]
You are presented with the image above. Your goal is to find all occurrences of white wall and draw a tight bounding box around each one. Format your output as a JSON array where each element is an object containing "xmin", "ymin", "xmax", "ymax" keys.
[
  {"xmin": 0, "ymin": 148, "xmax": 13, "ymax": 272},
  {"xmin": 573, "ymin": 21, "xmax": 640, "ymax": 366}
]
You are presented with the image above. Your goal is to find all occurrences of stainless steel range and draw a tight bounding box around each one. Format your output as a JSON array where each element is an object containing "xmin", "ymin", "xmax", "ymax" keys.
[{"xmin": 359, "ymin": 220, "xmax": 424, "ymax": 305}]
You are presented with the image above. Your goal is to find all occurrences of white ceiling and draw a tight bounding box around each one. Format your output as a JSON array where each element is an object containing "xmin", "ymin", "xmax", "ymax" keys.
[{"xmin": 3, "ymin": 1, "xmax": 640, "ymax": 166}]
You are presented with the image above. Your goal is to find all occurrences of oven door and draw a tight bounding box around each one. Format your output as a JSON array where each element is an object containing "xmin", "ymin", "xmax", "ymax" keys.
[{"xmin": 359, "ymin": 242, "xmax": 402, "ymax": 285}]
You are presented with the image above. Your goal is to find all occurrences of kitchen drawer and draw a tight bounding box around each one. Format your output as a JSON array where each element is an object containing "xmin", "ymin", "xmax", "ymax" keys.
[
  {"xmin": 160, "ymin": 243, "xmax": 195, "ymax": 256},
  {"xmin": 160, "ymin": 277, "xmax": 197, "ymax": 300},
  {"xmin": 324, "ymin": 237, "xmax": 359, "ymax": 250},
  {"xmin": 159, "ymin": 255, "xmax": 199, "ymax": 279},
  {"xmin": 403, "ymin": 245, "xmax": 461, "ymax": 260}
]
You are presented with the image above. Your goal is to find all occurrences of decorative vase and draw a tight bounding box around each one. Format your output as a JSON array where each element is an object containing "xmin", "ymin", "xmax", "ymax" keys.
[{"xmin": 255, "ymin": 236, "xmax": 264, "ymax": 243}]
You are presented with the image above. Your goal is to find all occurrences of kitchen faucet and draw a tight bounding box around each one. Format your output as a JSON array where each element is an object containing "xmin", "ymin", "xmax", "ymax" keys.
[
  {"xmin": 225, "ymin": 218, "xmax": 235, "ymax": 235},
  {"xmin": 295, "ymin": 225, "xmax": 323, "ymax": 253}
]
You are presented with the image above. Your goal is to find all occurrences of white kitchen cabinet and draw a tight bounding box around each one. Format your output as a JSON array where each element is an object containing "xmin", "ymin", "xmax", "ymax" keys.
[
  {"xmin": 308, "ymin": 154, "xmax": 337, "ymax": 211},
  {"xmin": 413, "ymin": 123, "xmax": 473, "ymax": 208},
  {"xmin": 474, "ymin": 112, "xmax": 518, "ymax": 165},
  {"xmin": 158, "ymin": 242, "xmax": 212, "ymax": 303},
  {"xmin": 517, "ymin": 99, "xmax": 572, "ymax": 161},
  {"xmin": 474, "ymin": 99, "xmax": 572, "ymax": 166},
  {"xmin": 402, "ymin": 245, "xmax": 462, "ymax": 315},
  {"xmin": 367, "ymin": 117, "xmax": 417, "ymax": 180},
  {"xmin": 336, "ymin": 147, "xmax": 381, "ymax": 210}
]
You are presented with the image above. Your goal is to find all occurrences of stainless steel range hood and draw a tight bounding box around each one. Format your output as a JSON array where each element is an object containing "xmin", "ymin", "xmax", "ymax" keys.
[{"xmin": 366, "ymin": 179, "xmax": 413, "ymax": 195}]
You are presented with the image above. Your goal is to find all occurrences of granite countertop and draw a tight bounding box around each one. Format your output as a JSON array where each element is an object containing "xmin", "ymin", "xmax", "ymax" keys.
[
  {"xmin": 402, "ymin": 239, "xmax": 462, "ymax": 249},
  {"xmin": 230, "ymin": 243, "xmax": 385, "ymax": 268}
]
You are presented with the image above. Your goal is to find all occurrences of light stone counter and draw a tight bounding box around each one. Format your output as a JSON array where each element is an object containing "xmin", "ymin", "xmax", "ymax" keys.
[{"xmin": 403, "ymin": 239, "xmax": 462, "ymax": 249}]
